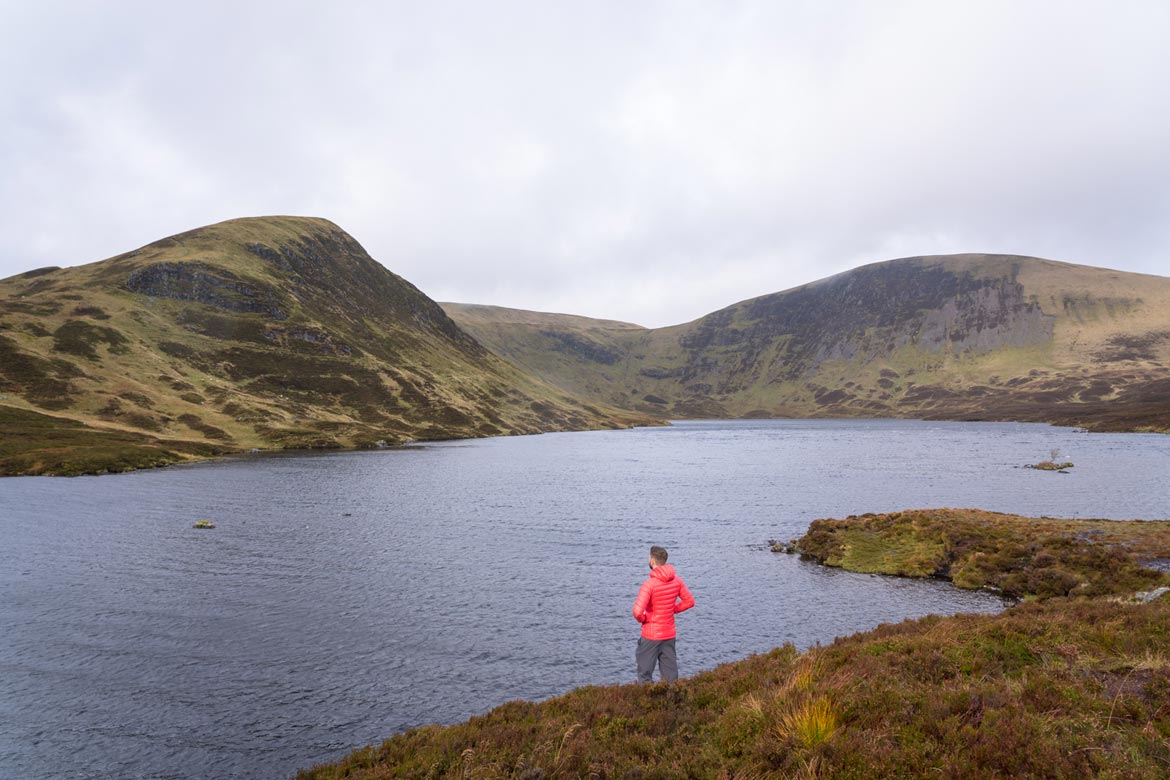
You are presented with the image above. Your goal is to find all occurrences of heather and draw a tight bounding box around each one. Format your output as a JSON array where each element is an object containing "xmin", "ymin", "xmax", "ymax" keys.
[
  {"xmin": 299, "ymin": 598, "xmax": 1170, "ymax": 780},
  {"xmin": 299, "ymin": 510, "xmax": 1170, "ymax": 780}
]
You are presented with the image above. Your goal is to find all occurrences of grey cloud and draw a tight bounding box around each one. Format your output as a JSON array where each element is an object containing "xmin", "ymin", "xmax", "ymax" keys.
[{"xmin": 1, "ymin": 1, "xmax": 1168, "ymax": 327}]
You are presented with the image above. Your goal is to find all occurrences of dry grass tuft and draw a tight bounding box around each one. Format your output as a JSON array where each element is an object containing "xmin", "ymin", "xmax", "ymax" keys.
[{"xmin": 776, "ymin": 696, "xmax": 839, "ymax": 750}]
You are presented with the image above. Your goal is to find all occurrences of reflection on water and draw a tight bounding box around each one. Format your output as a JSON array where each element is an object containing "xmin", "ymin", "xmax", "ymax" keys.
[{"xmin": 1, "ymin": 419, "xmax": 1167, "ymax": 779}]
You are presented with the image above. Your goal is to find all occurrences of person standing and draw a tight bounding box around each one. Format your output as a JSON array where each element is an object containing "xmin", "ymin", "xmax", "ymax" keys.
[{"xmin": 631, "ymin": 545, "xmax": 695, "ymax": 683}]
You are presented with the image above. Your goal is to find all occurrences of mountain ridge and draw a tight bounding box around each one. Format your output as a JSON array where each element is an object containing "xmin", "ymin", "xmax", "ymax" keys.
[
  {"xmin": 0, "ymin": 216, "xmax": 653, "ymax": 475},
  {"xmin": 443, "ymin": 253, "xmax": 1170, "ymax": 431}
]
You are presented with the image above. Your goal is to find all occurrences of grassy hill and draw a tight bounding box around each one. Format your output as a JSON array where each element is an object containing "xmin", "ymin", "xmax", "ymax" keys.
[
  {"xmin": 299, "ymin": 509, "xmax": 1170, "ymax": 780},
  {"xmin": 0, "ymin": 217, "xmax": 652, "ymax": 475},
  {"xmin": 444, "ymin": 255, "xmax": 1170, "ymax": 431}
]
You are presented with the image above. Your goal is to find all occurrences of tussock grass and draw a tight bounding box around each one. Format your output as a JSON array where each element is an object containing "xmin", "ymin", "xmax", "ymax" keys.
[{"xmin": 775, "ymin": 696, "xmax": 838, "ymax": 749}]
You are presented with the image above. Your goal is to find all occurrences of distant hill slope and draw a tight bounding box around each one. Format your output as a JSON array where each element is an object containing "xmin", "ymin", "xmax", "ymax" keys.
[
  {"xmin": 0, "ymin": 217, "xmax": 651, "ymax": 475},
  {"xmin": 443, "ymin": 255, "xmax": 1170, "ymax": 431},
  {"xmin": 439, "ymin": 303, "xmax": 650, "ymax": 403}
]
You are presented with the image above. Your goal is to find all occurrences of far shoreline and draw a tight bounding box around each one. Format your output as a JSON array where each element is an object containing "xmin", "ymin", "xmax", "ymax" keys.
[{"xmin": 6, "ymin": 411, "xmax": 1166, "ymax": 478}]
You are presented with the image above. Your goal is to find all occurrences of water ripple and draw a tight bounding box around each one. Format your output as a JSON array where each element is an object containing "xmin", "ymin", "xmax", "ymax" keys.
[{"xmin": 1, "ymin": 419, "xmax": 1167, "ymax": 779}]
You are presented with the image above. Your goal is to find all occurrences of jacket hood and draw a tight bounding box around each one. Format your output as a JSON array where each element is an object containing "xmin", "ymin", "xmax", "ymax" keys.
[{"xmin": 650, "ymin": 564, "xmax": 676, "ymax": 582}]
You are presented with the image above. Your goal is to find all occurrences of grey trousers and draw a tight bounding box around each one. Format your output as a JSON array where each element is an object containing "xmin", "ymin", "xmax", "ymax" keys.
[{"xmin": 636, "ymin": 637, "xmax": 678, "ymax": 683}]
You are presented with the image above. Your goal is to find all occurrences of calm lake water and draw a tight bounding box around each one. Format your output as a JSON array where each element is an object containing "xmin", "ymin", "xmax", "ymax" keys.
[{"xmin": 2, "ymin": 419, "xmax": 1169, "ymax": 779}]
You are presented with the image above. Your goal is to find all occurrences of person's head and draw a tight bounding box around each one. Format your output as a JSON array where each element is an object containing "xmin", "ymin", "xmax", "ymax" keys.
[{"xmin": 649, "ymin": 545, "xmax": 668, "ymax": 569}]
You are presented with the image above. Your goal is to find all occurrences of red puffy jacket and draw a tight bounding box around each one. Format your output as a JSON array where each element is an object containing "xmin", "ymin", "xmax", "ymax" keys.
[{"xmin": 632, "ymin": 564, "xmax": 695, "ymax": 640}]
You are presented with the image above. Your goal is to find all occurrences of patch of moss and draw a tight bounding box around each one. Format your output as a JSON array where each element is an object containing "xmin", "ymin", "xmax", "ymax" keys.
[
  {"xmin": 177, "ymin": 413, "xmax": 233, "ymax": 441},
  {"xmin": 118, "ymin": 391, "xmax": 154, "ymax": 409},
  {"xmin": 158, "ymin": 340, "xmax": 197, "ymax": 359},
  {"xmin": 176, "ymin": 308, "xmax": 268, "ymax": 341},
  {"xmin": 17, "ymin": 266, "xmax": 61, "ymax": 278},
  {"xmin": 71, "ymin": 305, "xmax": 111, "ymax": 320},
  {"xmin": 2, "ymin": 300, "xmax": 62, "ymax": 316},
  {"xmin": 52, "ymin": 320, "xmax": 128, "ymax": 360},
  {"xmin": 122, "ymin": 412, "xmax": 164, "ymax": 432},
  {"xmin": 795, "ymin": 509, "xmax": 1170, "ymax": 599},
  {"xmin": 0, "ymin": 335, "xmax": 81, "ymax": 409}
]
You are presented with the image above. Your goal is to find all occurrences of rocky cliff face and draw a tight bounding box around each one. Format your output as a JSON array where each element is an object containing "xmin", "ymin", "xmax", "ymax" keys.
[
  {"xmin": 125, "ymin": 261, "xmax": 290, "ymax": 319},
  {"xmin": 667, "ymin": 258, "xmax": 1055, "ymax": 389},
  {"xmin": 446, "ymin": 255, "xmax": 1170, "ymax": 432}
]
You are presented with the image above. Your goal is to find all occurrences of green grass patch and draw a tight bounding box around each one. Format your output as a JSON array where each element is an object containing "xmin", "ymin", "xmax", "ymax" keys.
[{"xmin": 795, "ymin": 508, "xmax": 1170, "ymax": 599}]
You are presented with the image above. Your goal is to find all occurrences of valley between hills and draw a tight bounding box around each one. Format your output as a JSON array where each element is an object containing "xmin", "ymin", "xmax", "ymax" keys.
[
  {"xmin": 443, "ymin": 254, "xmax": 1170, "ymax": 432},
  {"xmin": 2, "ymin": 215, "xmax": 1169, "ymax": 476}
]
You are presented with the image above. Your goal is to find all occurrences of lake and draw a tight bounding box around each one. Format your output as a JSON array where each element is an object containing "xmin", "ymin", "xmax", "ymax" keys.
[{"xmin": 2, "ymin": 419, "xmax": 1168, "ymax": 779}]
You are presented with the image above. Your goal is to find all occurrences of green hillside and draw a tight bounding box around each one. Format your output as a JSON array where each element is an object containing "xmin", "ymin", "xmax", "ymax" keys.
[
  {"xmin": 444, "ymin": 255, "xmax": 1170, "ymax": 431},
  {"xmin": 0, "ymin": 217, "xmax": 652, "ymax": 475}
]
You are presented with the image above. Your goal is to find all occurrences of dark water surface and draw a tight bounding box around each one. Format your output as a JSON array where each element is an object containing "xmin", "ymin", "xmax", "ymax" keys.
[{"xmin": 2, "ymin": 419, "xmax": 1168, "ymax": 779}]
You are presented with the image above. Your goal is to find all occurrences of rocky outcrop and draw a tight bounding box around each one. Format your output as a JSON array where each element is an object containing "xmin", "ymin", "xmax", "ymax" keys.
[
  {"xmin": 125, "ymin": 262, "xmax": 288, "ymax": 319},
  {"xmin": 682, "ymin": 259, "xmax": 1054, "ymax": 385},
  {"xmin": 242, "ymin": 232, "xmax": 481, "ymax": 353}
]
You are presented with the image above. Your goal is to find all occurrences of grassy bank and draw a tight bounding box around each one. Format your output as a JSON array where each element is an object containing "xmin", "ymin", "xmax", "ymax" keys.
[
  {"xmin": 298, "ymin": 510, "xmax": 1170, "ymax": 780},
  {"xmin": 0, "ymin": 404, "xmax": 221, "ymax": 476},
  {"xmin": 299, "ymin": 598, "xmax": 1170, "ymax": 780},
  {"xmin": 793, "ymin": 508, "xmax": 1170, "ymax": 600}
]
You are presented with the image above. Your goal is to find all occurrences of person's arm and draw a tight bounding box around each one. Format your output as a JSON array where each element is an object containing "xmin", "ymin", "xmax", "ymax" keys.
[
  {"xmin": 674, "ymin": 579, "xmax": 695, "ymax": 613},
  {"xmin": 632, "ymin": 580, "xmax": 652, "ymax": 623}
]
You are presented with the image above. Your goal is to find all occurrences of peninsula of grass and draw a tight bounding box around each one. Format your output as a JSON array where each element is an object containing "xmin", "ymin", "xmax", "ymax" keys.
[
  {"xmin": 794, "ymin": 508, "xmax": 1170, "ymax": 600},
  {"xmin": 298, "ymin": 510, "xmax": 1170, "ymax": 780}
]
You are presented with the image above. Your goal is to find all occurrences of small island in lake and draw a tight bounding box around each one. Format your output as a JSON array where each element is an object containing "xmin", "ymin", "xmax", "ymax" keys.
[{"xmin": 1026, "ymin": 449, "xmax": 1076, "ymax": 472}]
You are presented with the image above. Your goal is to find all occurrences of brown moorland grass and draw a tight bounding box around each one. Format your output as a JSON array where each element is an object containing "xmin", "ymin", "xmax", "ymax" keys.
[
  {"xmin": 297, "ymin": 597, "xmax": 1170, "ymax": 780},
  {"xmin": 794, "ymin": 508, "xmax": 1170, "ymax": 599},
  {"xmin": 299, "ymin": 510, "xmax": 1170, "ymax": 779},
  {"xmin": 0, "ymin": 404, "xmax": 220, "ymax": 476}
]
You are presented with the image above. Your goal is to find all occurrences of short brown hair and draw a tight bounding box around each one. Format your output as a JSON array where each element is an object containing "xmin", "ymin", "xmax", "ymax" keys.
[{"xmin": 649, "ymin": 546, "xmax": 668, "ymax": 565}]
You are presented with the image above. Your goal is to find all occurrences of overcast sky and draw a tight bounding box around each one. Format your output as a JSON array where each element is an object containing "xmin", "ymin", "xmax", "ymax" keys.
[{"xmin": 2, "ymin": 1, "xmax": 1168, "ymax": 327}]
